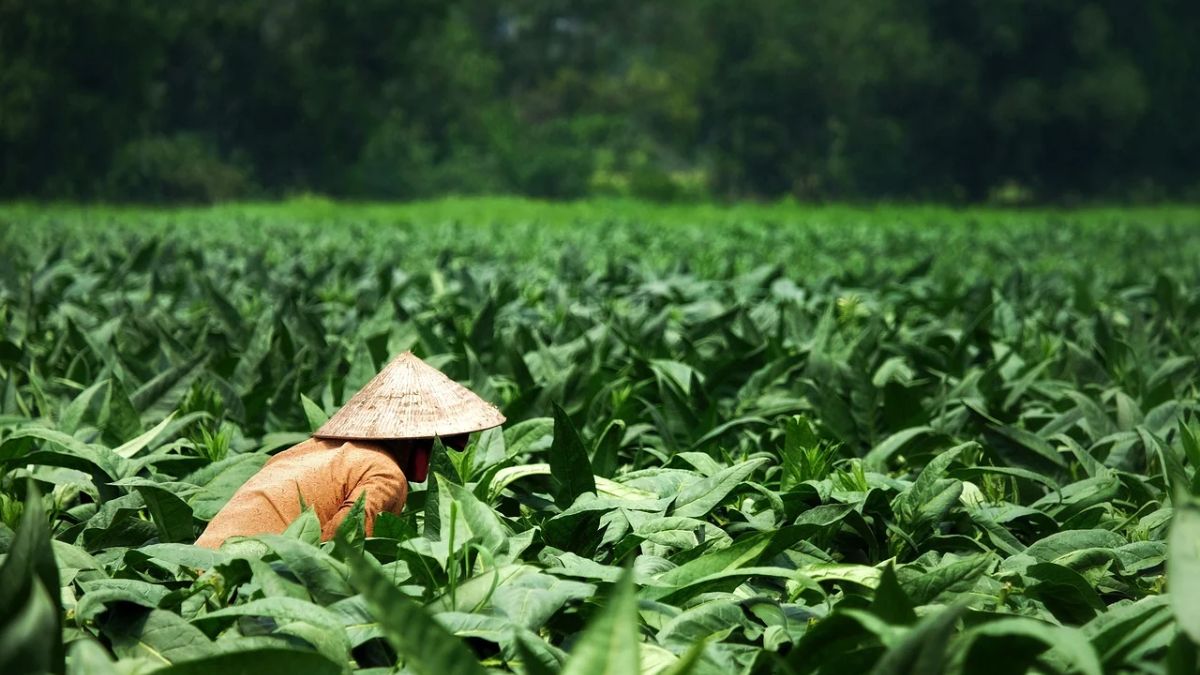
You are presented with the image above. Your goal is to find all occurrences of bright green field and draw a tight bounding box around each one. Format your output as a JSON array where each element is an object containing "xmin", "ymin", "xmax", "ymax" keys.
[{"xmin": 2, "ymin": 201, "xmax": 1200, "ymax": 674}]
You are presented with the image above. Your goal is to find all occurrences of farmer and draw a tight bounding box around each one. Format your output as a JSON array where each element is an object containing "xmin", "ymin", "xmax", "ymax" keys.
[{"xmin": 194, "ymin": 351, "xmax": 505, "ymax": 549}]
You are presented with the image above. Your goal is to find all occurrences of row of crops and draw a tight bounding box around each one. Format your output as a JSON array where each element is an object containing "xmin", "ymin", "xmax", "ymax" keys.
[{"xmin": 2, "ymin": 202, "xmax": 1200, "ymax": 674}]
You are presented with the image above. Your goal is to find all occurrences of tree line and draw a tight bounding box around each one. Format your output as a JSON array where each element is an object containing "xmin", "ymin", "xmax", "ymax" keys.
[{"xmin": 2, "ymin": 0, "xmax": 1197, "ymax": 203}]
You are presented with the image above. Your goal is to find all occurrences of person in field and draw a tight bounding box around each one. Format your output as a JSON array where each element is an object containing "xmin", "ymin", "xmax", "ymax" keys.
[{"xmin": 194, "ymin": 352, "xmax": 505, "ymax": 549}]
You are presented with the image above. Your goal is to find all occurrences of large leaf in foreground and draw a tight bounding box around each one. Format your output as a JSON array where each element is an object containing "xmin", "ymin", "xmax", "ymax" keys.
[
  {"xmin": 340, "ymin": 535, "xmax": 487, "ymax": 675},
  {"xmin": 0, "ymin": 481, "xmax": 62, "ymax": 675},
  {"xmin": 560, "ymin": 567, "xmax": 640, "ymax": 675},
  {"xmin": 152, "ymin": 648, "xmax": 342, "ymax": 675},
  {"xmin": 65, "ymin": 639, "xmax": 120, "ymax": 675},
  {"xmin": 102, "ymin": 608, "xmax": 211, "ymax": 665},
  {"xmin": 953, "ymin": 617, "xmax": 1103, "ymax": 675},
  {"xmin": 551, "ymin": 403, "xmax": 597, "ymax": 508},
  {"xmin": 870, "ymin": 602, "xmax": 966, "ymax": 675},
  {"xmin": 1168, "ymin": 499, "xmax": 1200, "ymax": 643}
]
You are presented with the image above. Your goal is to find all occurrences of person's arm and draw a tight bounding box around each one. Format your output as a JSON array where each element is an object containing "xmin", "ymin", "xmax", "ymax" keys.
[{"xmin": 321, "ymin": 464, "xmax": 409, "ymax": 540}]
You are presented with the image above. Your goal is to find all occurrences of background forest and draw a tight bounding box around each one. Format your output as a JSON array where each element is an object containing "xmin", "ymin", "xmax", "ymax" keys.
[{"xmin": 3, "ymin": 0, "xmax": 1197, "ymax": 204}]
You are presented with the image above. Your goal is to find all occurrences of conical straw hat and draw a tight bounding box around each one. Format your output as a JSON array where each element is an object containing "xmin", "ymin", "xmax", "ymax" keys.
[{"xmin": 314, "ymin": 352, "xmax": 506, "ymax": 440}]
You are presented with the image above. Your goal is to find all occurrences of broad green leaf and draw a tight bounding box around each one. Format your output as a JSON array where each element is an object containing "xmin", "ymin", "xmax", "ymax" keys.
[
  {"xmin": 99, "ymin": 377, "xmax": 143, "ymax": 447},
  {"xmin": 491, "ymin": 573, "xmax": 596, "ymax": 630},
  {"xmin": 654, "ymin": 525, "xmax": 806, "ymax": 591},
  {"xmin": 870, "ymin": 564, "xmax": 916, "ymax": 624},
  {"xmin": 803, "ymin": 564, "xmax": 883, "ymax": 589},
  {"xmin": 1, "ymin": 427, "xmax": 131, "ymax": 484},
  {"xmin": 231, "ymin": 313, "xmax": 275, "ymax": 394},
  {"xmin": 151, "ymin": 648, "xmax": 341, "ymax": 675},
  {"xmin": 672, "ymin": 458, "xmax": 767, "ymax": 518},
  {"xmin": 130, "ymin": 483, "xmax": 195, "ymax": 543},
  {"xmin": 283, "ymin": 505, "xmax": 322, "ymax": 546},
  {"xmin": 326, "ymin": 595, "xmax": 381, "ymax": 647},
  {"xmin": 332, "ymin": 492, "xmax": 367, "ymax": 560},
  {"xmin": 892, "ymin": 443, "xmax": 969, "ymax": 529},
  {"xmin": 900, "ymin": 555, "xmax": 992, "ymax": 606},
  {"xmin": 631, "ymin": 515, "xmax": 730, "ymax": 551},
  {"xmin": 52, "ymin": 540, "xmax": 104, "ymax": 585},
  {"xmin": 185, "ymin": 454, "xmax": 269, "ymax": 520},
  {"xmin": 102, "ymin": 608, "xmax": 212, "ymax": 665},
  {"xmin": 504, "ymin": 418, "xmax": 555, "ymax": 459},
  {"xmin": 657, "ymin": 599, "xmax": 746, "ymax": 650},
  {"xmin": 433, "ymin": 611, "xmax": 511, "ymax": 645},
  {"xmin": 783, "ymin": 609, "xmax": 903, "ymax": 674},
  {"xmin": 650, "ymin": 565, "xmax": 809, "ymax": 606},
  {"xmin": 444, "ymin": 481, "xmax": 509, "ymax": 553},
  {"xmin": 1168, "ymin": 500, "xmax": 1200, "ymax": 643},
  {"xmin": 1168, "ymin": 631, "xmax": 1199, "ymax": 675},
  {"xmin": 560, "ymin": 567, "xmax": 640, "ymax": 675},
  {"xmin": 1024, "ymin": 530, "xmax": 1126, "ymax": 564},
  {"xmin": 1180, "ymin": 421, "xmax": 1200, "ymax": 483},
  {"xmin": 781, "ymin": 415, "xmax": 819, "ymax": 489},
  {"xmin": 254, "ymin": 535, "xmax": 352, "ymax": 604},
  {"xmin": 191, "ymin": 597, "xmax": 344, "ymax": 630},
  {"xmin": 488, "ymin": 463, "xmax": 655, "ymax": 502},
  {"xmin": 984, "ymin": 425, "xmax": 1066, "ymax": 474},
  {"xmin": 131, "ymin": 353, "xmax": 208, "ymax": 421},
  {"xmin": 58, "ymin": 379, "xmax": 110, "ymax": 436},
  {"xmin": 65, "ymin": 639, "xmax": 120, "ymax": 675},
  {"xmin": 591, "ymin": 419, "xmax": 625, "ymax": 479},
  {"xmin": 129, "ymin": 543, "xmax": 231, "ymax": 570},
  {"xmin": 431, "ymin": 563, "xmax": 535, "ymax": 613},
  {"xmin": 300, "ymin": 394, "xmax": 328, "ymax": 432},
  {"xmin": 550, "ymin": 403, "xmax": 597, "ymax": 509},
  {"xmin": 659, "ymin": 641, "xmax": 707, "ymax": 675},
  {"xmin": 340, "ymin": 534, "xmax": 488, "ymax": 675},
  {"xmin": 424, "ymin": 436, "xmax": 458, "ymax": 540},
  {"xmin": 513, "ymin": 630, "xmax": 561, "ymax": 675},
  {"xmin": 953, "ymin": 617, "xmax": 1102, "ymax": 675},
  {"xmin": 76, "ymin": 579, "xmax": 170, "ymax": 623},
  {"xmin": 192, "ymin": 597, "xmax": 351, "ymax": 661},
  {"xmin": 0, "ymin": 481, "xmax": 62, "ymax": 675},
  {"xmin": 870, "ymin": 602, "xmax": 966, "ymax": 675},
  {"xmin": 1082, "ymin": 596, "xmax": 1172, "ymax": 669},
  {"xmin": 1022, "ymin": 562, "xmax": 1105, "ymax": 624},
  {"xmin": 863, "ymin": 426, "xmax": 935, "ymax": 471},
  {"xmin": 112, "ymin": 412, "xmax": 177, "ymax": 458},
  {"xmin": 471, "ymin": 426, "xmax": 507, "ymax": 475}
]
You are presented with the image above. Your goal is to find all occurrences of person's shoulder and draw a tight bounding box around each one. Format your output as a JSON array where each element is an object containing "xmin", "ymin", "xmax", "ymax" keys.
[
  {"xmin": 266, "ymin": 436, "xmax": 329, "ymax": 462},
  {"xmin": 336, "ymin": 440, "xmax": 405, "ymax": 474}
]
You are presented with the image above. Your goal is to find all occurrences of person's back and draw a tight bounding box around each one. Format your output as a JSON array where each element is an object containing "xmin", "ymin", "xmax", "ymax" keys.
[
  {"xmin": 191, "ymin": 352, "xmax": 505, "ymax": 549},
  {"xmin": 195, "ymin": 437, "xmax": 407, "ymax": 548}
]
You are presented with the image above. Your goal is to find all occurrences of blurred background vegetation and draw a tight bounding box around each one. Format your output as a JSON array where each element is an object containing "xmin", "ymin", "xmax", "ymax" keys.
[{"xmin": 2, "ymin": 0, "xmax": 1196, "ymax": 204}]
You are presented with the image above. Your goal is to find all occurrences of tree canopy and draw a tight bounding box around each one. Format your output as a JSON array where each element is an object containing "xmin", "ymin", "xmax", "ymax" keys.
[{"xmin": 1, "ymin": 0, "xmax": 1196, "ymax": 202}]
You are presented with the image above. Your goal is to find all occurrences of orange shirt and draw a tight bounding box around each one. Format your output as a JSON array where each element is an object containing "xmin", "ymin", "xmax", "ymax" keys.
[{"xmin": 194, "ymin": 437, "xmax": 408, "ymax": 549}]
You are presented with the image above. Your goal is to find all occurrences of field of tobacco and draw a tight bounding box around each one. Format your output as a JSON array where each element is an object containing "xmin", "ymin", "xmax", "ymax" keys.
[{"xmin": 2, "ymin": 201, "xmax": 1200, "ymax": 674}]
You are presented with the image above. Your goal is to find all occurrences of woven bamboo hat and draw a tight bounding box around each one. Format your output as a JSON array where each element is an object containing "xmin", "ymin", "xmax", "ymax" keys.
[{"xmin": 314, "ymin": 351, "xmax": 506, "ymax": 440}]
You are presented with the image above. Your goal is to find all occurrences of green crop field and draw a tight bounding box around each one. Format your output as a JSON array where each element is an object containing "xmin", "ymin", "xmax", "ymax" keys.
[{"xmin": 3, "ymin": 200, "xmax": 1200, "ymax": 674}]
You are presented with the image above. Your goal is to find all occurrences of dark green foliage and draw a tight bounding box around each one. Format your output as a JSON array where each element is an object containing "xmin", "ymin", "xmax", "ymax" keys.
[
  {"xmin": 0, "ymin": 482, "xmax": 63, "ymax": 674},
  {"xmin": 2, "ymin": 2, "xmax": 1199, "ymax": 201},
  {"xmin": 550, "ymin": 404, "xmax": 596, "ymax": 508}
]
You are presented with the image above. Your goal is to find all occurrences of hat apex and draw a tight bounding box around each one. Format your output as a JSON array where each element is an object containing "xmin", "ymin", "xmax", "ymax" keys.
[{"xmin": 314, "ymin": 351, "xmax": 506, "ymax": 440}]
